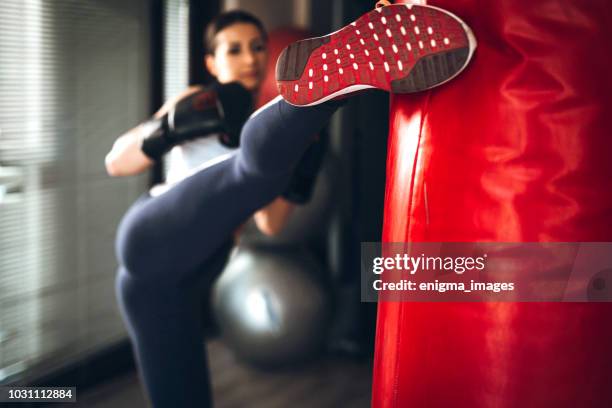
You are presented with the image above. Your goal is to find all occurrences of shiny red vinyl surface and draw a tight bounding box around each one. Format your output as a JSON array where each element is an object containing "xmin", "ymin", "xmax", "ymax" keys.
[{"xmin": 372, "ymin": 0, "xmax": 612, "ymax": 407}]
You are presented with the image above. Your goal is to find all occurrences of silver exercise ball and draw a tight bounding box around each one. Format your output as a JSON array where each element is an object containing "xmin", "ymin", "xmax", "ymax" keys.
[{"xmin": 212, "ymin": 245, "xmax": 332, "ymax": 367}]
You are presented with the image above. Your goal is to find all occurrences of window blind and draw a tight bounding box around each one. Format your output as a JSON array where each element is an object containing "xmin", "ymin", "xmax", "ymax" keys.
[
  {"xmin": 164, "ymin": 0, "xmax": 190, "ymax": 101},
  {"xmin": 163, "ymin": 0, "xmax": 190, "ymax": 178},
  {"xmin": 0, "ymin": 0, "xmax": 151, "ymax": 383}
]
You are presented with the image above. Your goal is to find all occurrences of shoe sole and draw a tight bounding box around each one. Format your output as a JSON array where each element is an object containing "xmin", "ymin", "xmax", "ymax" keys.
[{"xmin": 276, "ymin": 4, "xmax": 477, "ymax": 106}]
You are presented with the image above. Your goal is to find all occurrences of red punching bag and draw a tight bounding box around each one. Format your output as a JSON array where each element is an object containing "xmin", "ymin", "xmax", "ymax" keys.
[{"xmin": 373, "ymin": 0, "xmax": 612, "ymax": 407}]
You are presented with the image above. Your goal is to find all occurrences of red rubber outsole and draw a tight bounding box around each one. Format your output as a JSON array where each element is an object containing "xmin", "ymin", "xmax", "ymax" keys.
[{"xmin": 276, "ymin": 4, "xmax": 475, "ymax": 106}]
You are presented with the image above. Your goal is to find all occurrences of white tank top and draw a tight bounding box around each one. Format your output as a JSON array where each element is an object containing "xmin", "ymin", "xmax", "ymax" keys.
[{"xmin": 149, "ymin": 135, "xmax": 236, "ymax": 197}]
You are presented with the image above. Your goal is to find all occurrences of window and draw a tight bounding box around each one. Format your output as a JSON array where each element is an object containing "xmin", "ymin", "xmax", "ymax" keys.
[{"xmin": 0, "ymin": 0, "xmax": 151, "ymax": 383}]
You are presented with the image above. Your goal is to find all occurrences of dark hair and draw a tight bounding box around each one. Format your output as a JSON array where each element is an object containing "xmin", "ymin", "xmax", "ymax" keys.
[{"xmin": 204, "ymin": 10, "xmax": 268, "ymax": 55}]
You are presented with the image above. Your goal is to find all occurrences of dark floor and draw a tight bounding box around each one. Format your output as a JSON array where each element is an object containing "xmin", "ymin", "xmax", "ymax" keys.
[{"xmin": 58, "ymin": 340, "xmax": 373, "ymax": 407}]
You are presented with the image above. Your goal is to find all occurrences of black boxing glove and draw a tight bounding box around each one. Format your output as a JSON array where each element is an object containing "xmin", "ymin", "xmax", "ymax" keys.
[
  {"xmin": 140, "ymin": 81, "xmax": 253, "ymax": 161},
  {"xmin": 282, "ymin": 135, "xmax": 327, "ymax": 204}
]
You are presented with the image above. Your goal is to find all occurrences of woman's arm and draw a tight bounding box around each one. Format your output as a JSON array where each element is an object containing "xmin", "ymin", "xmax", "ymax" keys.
[
  {"xmin": 253, "ymin": 197, "xmax": 296, "ymax": 236},
  {"xmin": 104, "ymin": 125, "xmax": 155, "ymax": 177},
  {"xmin": 105, "ymin": 86, "xmax": 203, "ymax": 177}
]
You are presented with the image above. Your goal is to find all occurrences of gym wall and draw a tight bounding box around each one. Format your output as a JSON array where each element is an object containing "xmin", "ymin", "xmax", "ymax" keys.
[{"xmin": 223, "ymin": 0, "xmax": 311, "ymax": 31}]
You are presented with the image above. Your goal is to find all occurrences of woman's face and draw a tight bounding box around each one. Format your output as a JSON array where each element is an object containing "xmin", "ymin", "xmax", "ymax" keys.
[{"xmin": 205, "ymin": 22, "xmax": 268, "ymax": 92}]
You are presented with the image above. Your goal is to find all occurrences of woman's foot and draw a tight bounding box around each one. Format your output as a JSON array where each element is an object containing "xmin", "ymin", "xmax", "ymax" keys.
[{"xmin": 275, "ymin": 3, "xmax": 476, "ymax": 106}]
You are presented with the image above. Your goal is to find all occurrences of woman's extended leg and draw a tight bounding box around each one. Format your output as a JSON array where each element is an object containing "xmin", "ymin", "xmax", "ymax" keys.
[{"xmin": 115, "ymin": 97, "xmax": 342, "ymax": 280}]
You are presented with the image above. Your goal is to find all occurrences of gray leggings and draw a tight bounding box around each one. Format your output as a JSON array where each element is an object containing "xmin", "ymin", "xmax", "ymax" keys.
[{"xmin": 114, "ymin": 97, "xmax": 341, "ymax": 407}]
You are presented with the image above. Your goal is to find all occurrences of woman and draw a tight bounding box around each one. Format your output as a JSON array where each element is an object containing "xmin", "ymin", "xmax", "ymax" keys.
[
  {"xmin": 106, "ymin": 5, "xmax": 475, "ymax": 407},
  {"xmin": 106, "ymin": 11, "xmax": 295, "ymax": 234},
  {"xmin": 107, "ymin": 11, "xmax": 342, "ymax": 407}
]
